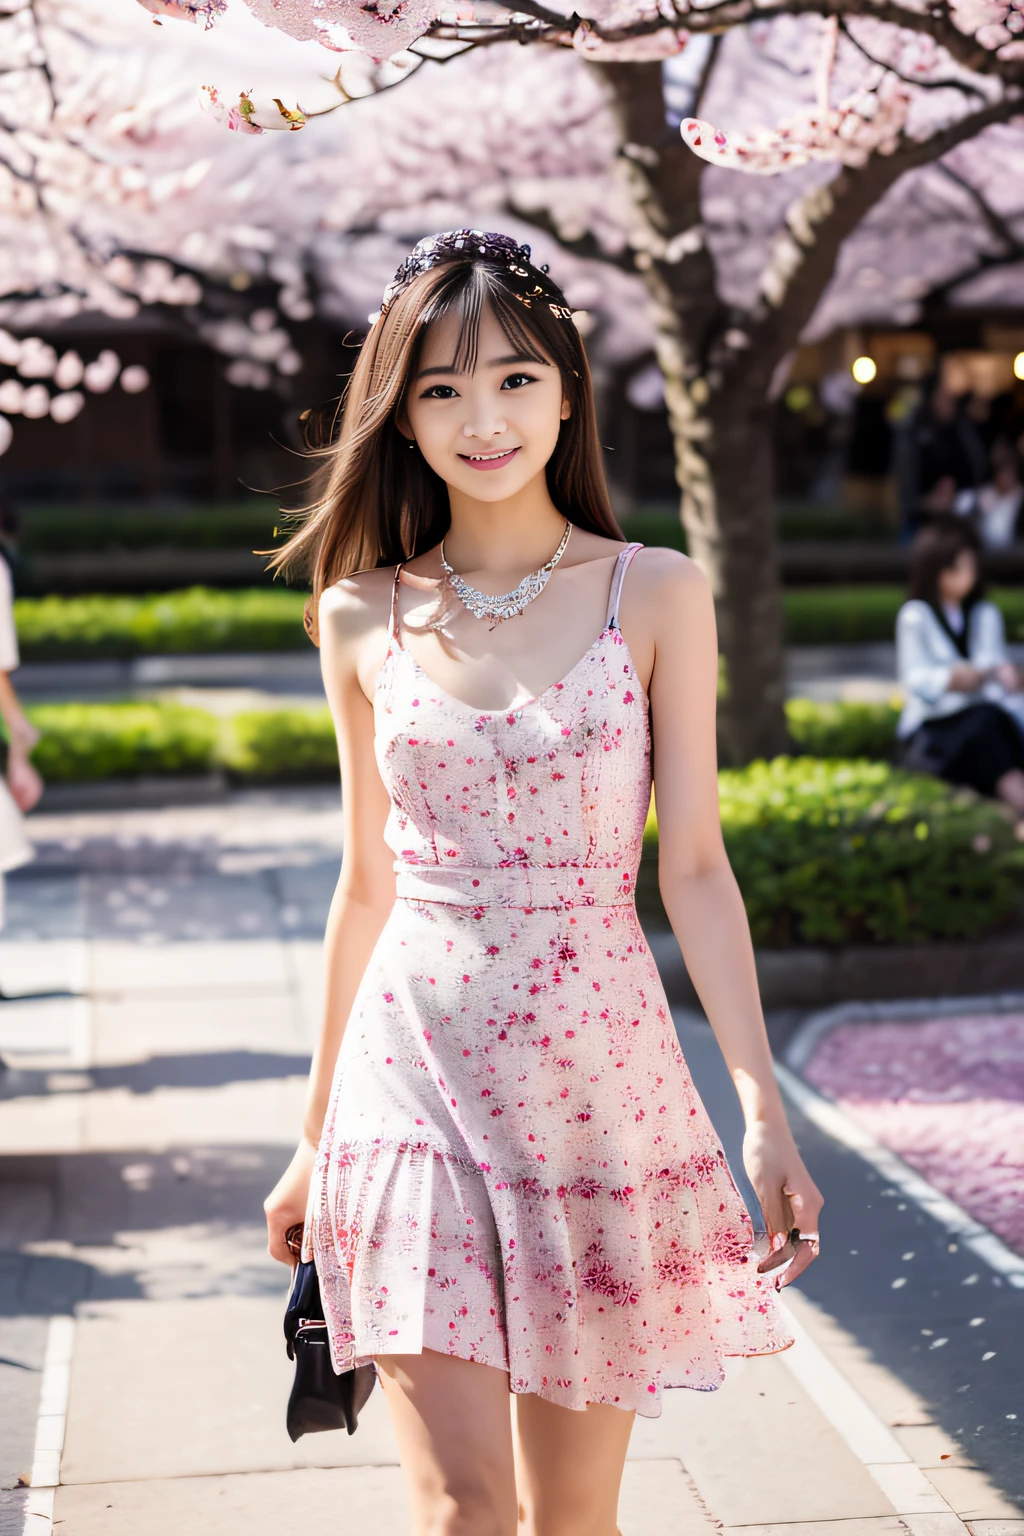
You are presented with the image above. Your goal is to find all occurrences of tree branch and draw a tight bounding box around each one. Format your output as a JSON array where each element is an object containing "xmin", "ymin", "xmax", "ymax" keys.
[
  {"xmin": 425, "ymin": 0, "xmax": 1023, "ymax": 88},
  {"xmin": 937, "ymin": 159, "xmax": 1024, "ymax": 248},
  {"xmin": 748, "ymin": 86, "xmax": 1024, "ymax": 371},
  {"xmin": 693, "ymin": 33, "xmax": 723, "ymax": 116},
  {"xmin": 837, "ymin": 15, "xmax": 986, "ymax": 98},
  {"xmin": 495, "ymin": 203, "xmax": 638, "ymax": 270}
]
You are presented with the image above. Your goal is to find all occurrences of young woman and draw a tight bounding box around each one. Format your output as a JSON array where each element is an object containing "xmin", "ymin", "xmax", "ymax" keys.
[
  {"xmin": 0, "ymin": 531, "xmax": 38, "ymax": 931},
  {"xmin": 897, "ymin": 516, "xmax": 1024, "ymax": 822},
  {"xmin": 264, "ymin": 231, "xmax": 822, "ymax": 1536}
]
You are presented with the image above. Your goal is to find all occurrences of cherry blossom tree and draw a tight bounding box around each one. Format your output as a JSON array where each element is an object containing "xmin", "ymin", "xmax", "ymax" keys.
[
  {"xmin": 5, "ymin": 0, "xmax": 1024, "ymax": 758},
  {"xmin": 0, "ymin": 1, "xmax": 648, "ymax": 464},
  {"xmin": 127, "ymin": 0, "xmax": 1024, "ymax": 760}
]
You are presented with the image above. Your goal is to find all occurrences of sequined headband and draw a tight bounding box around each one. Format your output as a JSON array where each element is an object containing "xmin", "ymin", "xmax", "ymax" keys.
[{"xmin": 376, "ymin": 229, "xmax": 573, "ymax": 322}]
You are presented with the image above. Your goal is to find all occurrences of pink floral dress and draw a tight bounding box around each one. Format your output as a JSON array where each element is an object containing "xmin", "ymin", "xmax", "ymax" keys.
[{"xmin": 310, "ymin": 542, "xmax": 792, "ymax": 1416}]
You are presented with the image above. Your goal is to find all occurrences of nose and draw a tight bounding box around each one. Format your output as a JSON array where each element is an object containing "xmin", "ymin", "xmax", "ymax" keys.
[{"xmin": 462, "ymin": 400, "xmax": 507, "ymax": 442}]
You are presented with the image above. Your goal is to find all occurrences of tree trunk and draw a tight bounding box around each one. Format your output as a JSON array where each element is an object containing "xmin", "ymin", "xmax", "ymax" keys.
[
  {"xmin": 596, "ymin": 60, "xmax": 790, "ymax": 763},
  {"xmin": 702, "ymin": 391, "xmax": 788, "ymax": 763}
]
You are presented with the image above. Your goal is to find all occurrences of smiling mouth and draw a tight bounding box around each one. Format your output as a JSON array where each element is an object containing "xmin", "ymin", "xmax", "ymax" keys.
[{"xmin": 459, "ymin": 447, "xmax": 520, "ymax": 471}]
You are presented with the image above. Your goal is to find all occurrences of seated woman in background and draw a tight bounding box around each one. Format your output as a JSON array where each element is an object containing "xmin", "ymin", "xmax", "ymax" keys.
[
  {"xmin": 897, "ymin": 517, "xmax": 1024, "ymax": 825},
  {"xmin": 976, "ymin": 437, "xmax": 1024, "ymax": 550}
]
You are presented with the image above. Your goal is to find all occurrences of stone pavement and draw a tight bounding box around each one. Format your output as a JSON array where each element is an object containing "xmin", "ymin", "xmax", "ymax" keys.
[{"xmin": 1, "ymin": 790, "xmax": 1021, "ymax": 1536}]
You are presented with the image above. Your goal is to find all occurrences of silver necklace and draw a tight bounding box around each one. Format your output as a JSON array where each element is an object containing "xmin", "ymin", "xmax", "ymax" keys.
[{"xmin": 440, "ymin": 520, "xmax": 573, "ymax": 629}]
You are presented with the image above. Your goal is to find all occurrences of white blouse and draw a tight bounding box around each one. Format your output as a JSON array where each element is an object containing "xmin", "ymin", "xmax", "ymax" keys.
[
  {"xmin": 0, "ymin": 554, "xmax": 32, "ymax": 883},
  {"xmin": 896, "ymin": 598, "xmax": 1024, "ymax": 738},
  {"xmin": 977, "ymin": 484, "xmax": 1024, "ymax": 550},
  {"xmin": 0, "ymin": 557, "xmax": 18, "ymax": 674}
]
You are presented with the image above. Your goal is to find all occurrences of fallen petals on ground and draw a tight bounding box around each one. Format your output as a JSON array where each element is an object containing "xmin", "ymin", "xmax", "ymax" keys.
[{"xmin": 803, "ymin": 1013, "xmax": 1024, "ymax": 1257}]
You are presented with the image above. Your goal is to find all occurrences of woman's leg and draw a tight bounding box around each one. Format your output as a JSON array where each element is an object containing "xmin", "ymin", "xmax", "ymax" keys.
[
  {"xmin": 949, "ymin": 705, "xmax": 1024, "ymax": 816},
  {"xmin": 375, "ymin": 1349, "xmax": 519, "ymax": 1536},
  {"xmin": 513, "ymin": 1392, "xmax": 635, "ymax": 1536}
]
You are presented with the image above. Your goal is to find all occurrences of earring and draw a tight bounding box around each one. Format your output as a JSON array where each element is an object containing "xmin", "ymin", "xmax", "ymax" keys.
[{"xmin": 408, "ymin": 439, "xmax": 416, "ymax": 450}]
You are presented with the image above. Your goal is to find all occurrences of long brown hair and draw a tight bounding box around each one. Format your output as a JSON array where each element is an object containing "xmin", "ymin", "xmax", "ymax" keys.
[{"xmin": 267, "ymin": 252, "xmax": 622, "ymax": 642}]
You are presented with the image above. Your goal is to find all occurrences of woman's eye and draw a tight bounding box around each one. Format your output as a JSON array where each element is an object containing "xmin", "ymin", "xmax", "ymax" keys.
[
  {"xmin": 501, "ymin": 372, "xmax": 535, "ymax": 391},
  {"xmin": 422, "ymin": 384, "xmax": 458, "ymax": 399}
]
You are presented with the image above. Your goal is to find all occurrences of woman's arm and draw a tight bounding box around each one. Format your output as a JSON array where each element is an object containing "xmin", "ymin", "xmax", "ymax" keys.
[
  {"xmin": 973, "ymin": 602, "xmax": 1023, "ymax": 692},
  {"xmin": 896, "ymin": 602, "xmax": 982, "ymax": 698},
  {"xmin": 264, "ymin": 576, "xmax": 397, "ymax": 1264},
  {"xmin": 643, "ymin": 551, "xmax": 822, "ymax": 1284},
  {"xmin": 0, "ymin": 672, "xmax": 38, "ymax": 751}
]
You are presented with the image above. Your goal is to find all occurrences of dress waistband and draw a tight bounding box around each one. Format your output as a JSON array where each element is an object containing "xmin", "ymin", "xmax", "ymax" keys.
[{"xmin": 393, "ymin": 863, "xmax": 636, "ymax": 910}]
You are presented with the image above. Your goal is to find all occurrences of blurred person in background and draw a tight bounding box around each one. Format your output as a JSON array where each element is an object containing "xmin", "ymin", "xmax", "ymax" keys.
[
  {"xmin": 896, "ymin": 516, "xmax": 1024, "ymax": 825},
  {"xmin": 895, "ymin": 370, "xmax": 988, "ymax": 539},
  {"xmin": 0, "ymin": 511, "xmax": 39, "ymax": 934},
  {"xmin": 975, "ymin": 436, "xmax": 1024, "ymax": 549}
]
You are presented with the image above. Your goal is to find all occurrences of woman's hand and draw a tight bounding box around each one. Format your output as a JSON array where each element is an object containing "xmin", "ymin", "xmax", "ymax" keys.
[
  {"xmin": 743, "ymin": 1120, "xmax": 823, "ymax": 1288},
  {"xmin": 264, "ymin": 1137, "xmax": 318, "ymax": 1265},
  {"xmin": 949, "ymin": 662, "xmax": 987, "ymax": 693},
  {"xmin": 7, "ymin": 749, "xmax": 42, "ymax": 813},
  {"xmin": 10, "ymin": 715, "xmax": 40, "ymax": 754},
  {"xmin": 991, "ymin": 661, "xmax": 1023, "ymax": 693}
]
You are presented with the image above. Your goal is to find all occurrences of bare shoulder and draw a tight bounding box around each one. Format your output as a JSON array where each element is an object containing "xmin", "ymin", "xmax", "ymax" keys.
[
  {"xmin": 319, "ymin": 565, "xmax": 396, "ymax": 643},
  {"xmin": 629, "ymin": 546, "xmax": 710, "ymax": 614}
]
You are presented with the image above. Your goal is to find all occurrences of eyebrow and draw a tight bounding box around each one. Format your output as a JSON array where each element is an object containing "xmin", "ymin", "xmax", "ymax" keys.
[{"xmin": 415, "ymin": 353, "xmax": 548, "ymax": 381}]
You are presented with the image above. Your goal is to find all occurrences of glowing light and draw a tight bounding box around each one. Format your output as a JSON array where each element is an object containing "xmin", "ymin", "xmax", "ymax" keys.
[
  {"xmin": 852, "ymin": 355, "xmax": 877, "ymax": 385},
  {"xmin": 1014, "ymin": 352, "xmax": 1024, "ymax": 382},
  {"xmin": 120, "ymin": 365, "xmax": 150, "ymax": 394}
]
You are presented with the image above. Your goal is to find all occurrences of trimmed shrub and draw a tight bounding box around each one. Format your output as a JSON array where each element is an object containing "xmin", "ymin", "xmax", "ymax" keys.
[
  {"xmin": 15, "ymin": 587, "xmax": 309, "ymax": 661},
  {"xmin": 785, "ymin": 698, "xmax": 900, "ymax": 759},
  {"xmin": 131, "ymin": 588, "xmax": 308, "ymax": 654},
  {"xmin": 784, "ymin": 586, "xmax": 1024, "ymax": 645},
  {"xmin": 783, "ymin": 587, "xmax": 904, "ymax": 644},
  {"xmin": 223, "ymin": 708, "xmax": 338, "ymax": 780},
  {"xmin": 20, "ymin": 501, "xmax": 278, "ymax": 554},
  {"xmin": 643, "ymin": 757, "xmax": 1024, "ymax": 946},
  {"xmin": 16, "ymin": 582, "xmax": 1024, "ymax": 659},
  {"xmin": 27, "ymin": 703, "xmax": 220, "ymax": 781},
  {"xmin": 15, "ymin": 595, "xmax": 145, "ymax": 658}
]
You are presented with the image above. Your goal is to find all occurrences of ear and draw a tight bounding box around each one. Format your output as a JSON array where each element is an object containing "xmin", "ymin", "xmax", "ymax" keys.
[
  {"xmin": 395, "ymin": 413, "xmax": 414, "ymax": 441},
  {"xmin": 560, "ymin": 396, "xmax": 572, "ymax": 422}
]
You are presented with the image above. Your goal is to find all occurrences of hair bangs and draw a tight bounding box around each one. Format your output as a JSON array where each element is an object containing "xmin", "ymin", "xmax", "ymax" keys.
[{"xmin": 420, "ymin": 263, "xmax": 551, "ymax": 377}]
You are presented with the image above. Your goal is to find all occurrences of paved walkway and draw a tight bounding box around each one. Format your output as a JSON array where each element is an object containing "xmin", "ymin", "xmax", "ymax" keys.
[{"xmin": 1, "ymin": 792, "xmax": 1021, "ymax": 1535}]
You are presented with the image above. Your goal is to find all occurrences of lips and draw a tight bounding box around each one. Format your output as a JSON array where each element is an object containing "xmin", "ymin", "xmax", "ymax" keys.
[{"xmin": 458, "ymin": 447, "xmax": 520, "ymax": 472}]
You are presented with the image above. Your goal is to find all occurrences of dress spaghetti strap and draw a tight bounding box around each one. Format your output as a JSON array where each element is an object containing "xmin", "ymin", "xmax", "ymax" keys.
[
  {"xmin": 387, "ymin": 563, "xmax": 404, "ymax": 646},
  {"xmin": 606, "ymin": 542, "xmax": 644, "ymax": 632}
]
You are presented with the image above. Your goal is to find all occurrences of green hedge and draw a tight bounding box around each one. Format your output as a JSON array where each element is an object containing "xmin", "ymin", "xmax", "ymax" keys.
[
  {"xmin": 221, "ymin": 708, "xmax": 337, "ymax": 779},
  {"xmin": 16, "ymin": 583, "xmax": 1024, "ymax": 660},
  {"xmin": 25, "ymin": 698, "xmax": 901, "ymax": 783},
  {"xmin": 20, "ymin": 501, "xmax": 281, "ymax": 554},
  {"xmin": 785, "ymin": 698, "xmax": 899, "ymax": 759},
  {"xmin": 24, "ymin": 702, "xmax": 332, "ymax": 783},
  {"xmin": 785, "ymin": 586, "xmax": 1024, "ymax": 645},
  {"xmin": 642, "ymin": 757, "xmax": 1023, "ymax": 946},
  {"xmin": 27, "ymin": 703, "xmax": 221, "ymax": 781},
  {"xmin": 15, "ymin": 587, "xmax": 310, "ymax": 661}
]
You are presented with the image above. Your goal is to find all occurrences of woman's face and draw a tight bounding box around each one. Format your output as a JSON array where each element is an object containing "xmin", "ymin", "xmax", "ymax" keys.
[
  {"xmin": 402, "ymin": 301, "xmax": 570, "ymax": 504},
  {"xmin": 938, "ymin": 547, "xmax": 978, "ymax": 605}
]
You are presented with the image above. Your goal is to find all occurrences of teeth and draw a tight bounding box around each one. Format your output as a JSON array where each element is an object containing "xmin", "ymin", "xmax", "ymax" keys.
[{"xmin": 467, "ymin": 449, "xmax": 515, "ymax": 461}]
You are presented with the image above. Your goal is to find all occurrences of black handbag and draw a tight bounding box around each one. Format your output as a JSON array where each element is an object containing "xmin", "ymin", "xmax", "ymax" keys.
[{"xmin": 283, "ymin": 1226, "xmax": 377, "ymax": 1441}]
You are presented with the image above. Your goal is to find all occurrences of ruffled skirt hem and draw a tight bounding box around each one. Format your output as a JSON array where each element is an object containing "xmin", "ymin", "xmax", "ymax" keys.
[{"xmin": 309, "ymin": 1135, "xmax": 794, "ymax": 1420}]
